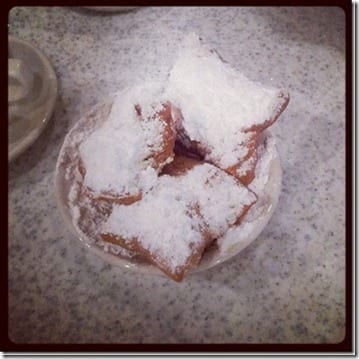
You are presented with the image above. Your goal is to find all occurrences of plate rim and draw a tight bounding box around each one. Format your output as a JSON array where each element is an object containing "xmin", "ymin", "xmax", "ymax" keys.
[
  {"xmin": 54, "ymin": 100, "xmax": 282, "ymax": 278},
  {"xmin": 8, "ymin": 35, "xmax": 58, "ymax": 162}
]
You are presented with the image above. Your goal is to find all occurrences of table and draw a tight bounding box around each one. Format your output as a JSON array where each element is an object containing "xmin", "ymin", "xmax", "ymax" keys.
[{"xmin": 8, "ymin": 6, "xmax": 346, "ymax": 344}]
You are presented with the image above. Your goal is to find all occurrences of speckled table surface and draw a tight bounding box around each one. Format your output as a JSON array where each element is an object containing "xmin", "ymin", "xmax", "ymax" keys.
[{"xmin": 8, "ymin": 7, "xmax": 345, "ymax": 344}]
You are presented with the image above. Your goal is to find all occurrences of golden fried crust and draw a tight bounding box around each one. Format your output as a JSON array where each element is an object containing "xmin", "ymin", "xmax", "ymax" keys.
[
  {"xmin": 161, "ymin": 153, "xmax": 201, "ymax": 176},
  {"xmin": 147, "ymin": 102, "xmax": 176, "ymax": 170},
  {"xmin": 225, "ymin": 133, "xmax": 259, "ymax": 186},
  {"xmin": 101, "ymin": 227, "xmax": 212, "ymax": 282}
]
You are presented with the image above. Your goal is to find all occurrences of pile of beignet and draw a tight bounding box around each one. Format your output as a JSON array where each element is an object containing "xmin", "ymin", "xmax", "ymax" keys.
[{"xmin": 64, "ymin": 34, "xmax": 289, "ymax": 281}]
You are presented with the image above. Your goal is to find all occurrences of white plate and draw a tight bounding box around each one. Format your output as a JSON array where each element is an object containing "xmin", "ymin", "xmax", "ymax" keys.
[
  {"xmin": 55, "ymin": 100, "xmax": 282, "ymax": 277},
  {"xmin": 8, "ymin": 36, "xmax": 58, "ymax": 162}
]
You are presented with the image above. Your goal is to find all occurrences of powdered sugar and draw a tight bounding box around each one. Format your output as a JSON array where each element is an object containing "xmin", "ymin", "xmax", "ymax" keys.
[
  {"xmin": 103, "ymin": 187, "xmax": 203, "ymax": 270},
  {"xmin": 79, "ymin": 82, "xmax": 169, "ymax": 198},
  {"xmin": 103, "ymin": 162, "xmax": 256, "ymax": 271},
  {"xmin": 184, "ymin": 164, "xmax": 256, "ymax": 238},
  {"xmin": 165, "ymin": 33, "xmax": 285, "ymax": 168},
  {"xmin": 236, "ymin": 153, "xmax": 257, "ymax": 178}
]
